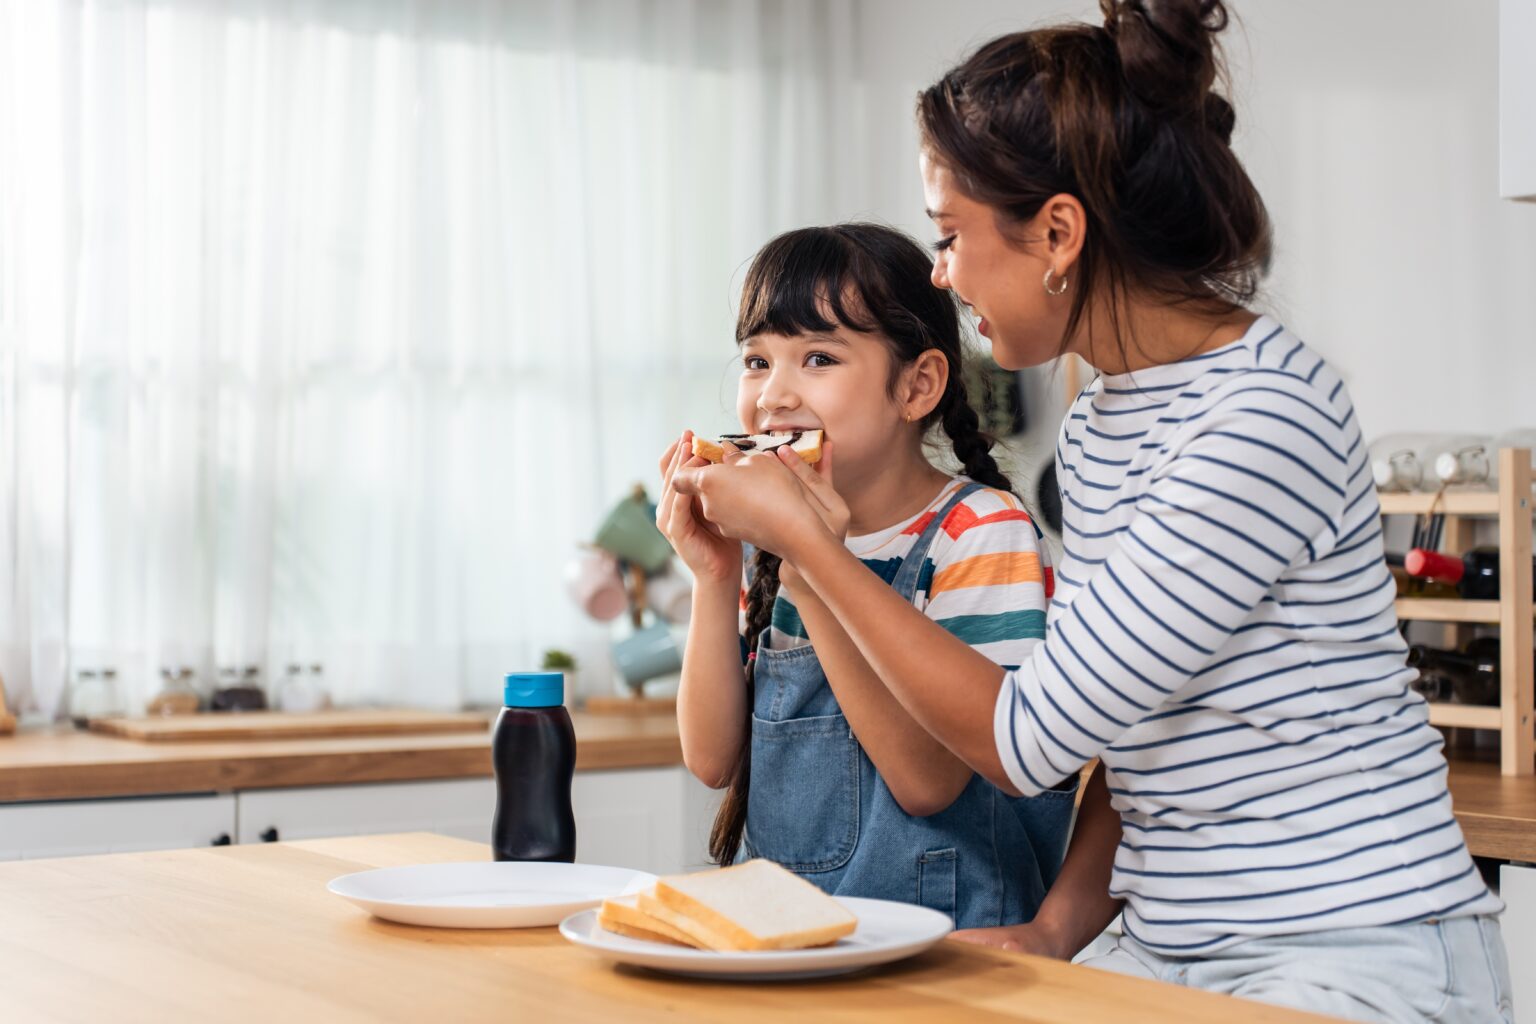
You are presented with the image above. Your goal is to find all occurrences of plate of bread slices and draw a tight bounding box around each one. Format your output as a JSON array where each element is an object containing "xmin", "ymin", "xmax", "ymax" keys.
[
  {"xmin": 691, "ymin": 429, "xmax": 823, "ymax": 465},
  {"xmin": 560, "ymin": 859, "xmax": 953, "ymax": 981}
]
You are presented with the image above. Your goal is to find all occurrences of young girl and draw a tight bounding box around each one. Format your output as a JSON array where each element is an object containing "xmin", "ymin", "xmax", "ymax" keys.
[
  {"xmin": 670, "ymin": 3, "xmax": 1512, "ymax": 1021},
  {"xmin": 656, "ymin": 223, "xmax": 1075, "ymax": 929}
]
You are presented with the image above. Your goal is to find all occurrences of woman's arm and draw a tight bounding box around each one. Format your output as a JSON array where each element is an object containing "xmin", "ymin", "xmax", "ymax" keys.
[
  {"xmin": 952, "ymin": 762, "xmax": 1123, "ymax": 957},
  {"xmin": 673, "ymin": 382, "xmax": 1351, "ymax": 795},
  {"xmin": 782, "ymin": 565, "xmax": 975, "ymax": 816}
]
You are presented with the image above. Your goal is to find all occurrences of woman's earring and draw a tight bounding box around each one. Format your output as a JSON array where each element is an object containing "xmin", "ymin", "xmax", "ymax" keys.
[{"xmin": 1043, "ymin": 267, "xmax": 1069, "ymax": 297}]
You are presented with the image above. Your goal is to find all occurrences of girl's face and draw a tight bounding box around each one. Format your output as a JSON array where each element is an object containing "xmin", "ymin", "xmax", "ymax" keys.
[
  {"xmin": 735, "ymin": 324, "xmax": 903, "ymax": 479},
  {"xmin": 920, "ymin": 153, "xmax": 1070, "ymax": 371}
]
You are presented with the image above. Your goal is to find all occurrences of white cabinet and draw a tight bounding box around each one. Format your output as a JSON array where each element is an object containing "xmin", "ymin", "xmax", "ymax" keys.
[
  {"xmin": 1501, "ymin": 863, "xmax": 1535, "ymax": 1018},
  {"xmin": 1502, "ymin": 0, "xmax": 1536, "ymax": 200},
  {"xmin": 0, "ymin": 767, "xmax": 720, "ymax": 871},
  {"xmin": 234, "ymin": 767, "xmax": 721, "ymax": 875},
  {"xmin": 0, "ymin": 794, "xmax": 236, "ymax": 860}
]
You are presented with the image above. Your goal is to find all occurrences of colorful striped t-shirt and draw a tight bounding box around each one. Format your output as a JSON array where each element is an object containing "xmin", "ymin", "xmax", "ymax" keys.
[{"xmin": 746, "ymin": 477, "xmax": 1052, "ymax": 669}]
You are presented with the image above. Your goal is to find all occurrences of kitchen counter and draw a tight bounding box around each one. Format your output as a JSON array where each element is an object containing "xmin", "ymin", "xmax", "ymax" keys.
[
  {"xmin": 1446, "ymin": 754, "xmax": 1536, "ymax": 863},
  {"xmin": 3, "ymin": 719, "xmax": 1532, "ymax": 865},
  {"xmin": 0, "ymin": 831, "xmax": 1338, "ymax": 1023},
  {"xmin": 0, "ymin": 711, "xmax": 682, "ymax": 803}
]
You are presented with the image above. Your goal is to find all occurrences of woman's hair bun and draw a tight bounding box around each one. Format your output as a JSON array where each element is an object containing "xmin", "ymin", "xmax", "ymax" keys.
[{"xmin": 1101, "ymin": 0, "xmax": 1230, "ymax": 116}]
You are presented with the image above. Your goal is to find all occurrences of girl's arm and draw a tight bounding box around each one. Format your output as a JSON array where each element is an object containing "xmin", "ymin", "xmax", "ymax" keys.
[
  {"xmin": 952, "ymin": 762, "xmax": 1124, "ymax": 958},
  {"xmin": 672, "ymin": 382, "xmax": 1352, "ymax": 795},
  {"xmin": 781, "ymin": 565, "xmax": 975, "ymax": 816},
  {"xmin": 674, "ymin": 578, "xmax": 749, "ymax": 789},
  {"xmin": 656, "ymin": 433, "xmax": 750, "ymax": 789}
]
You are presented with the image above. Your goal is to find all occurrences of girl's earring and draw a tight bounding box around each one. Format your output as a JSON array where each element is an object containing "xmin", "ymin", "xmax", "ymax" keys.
[{"xmin": 1043, "ymin": 267, "xmax": 1069, "ymax": 297}]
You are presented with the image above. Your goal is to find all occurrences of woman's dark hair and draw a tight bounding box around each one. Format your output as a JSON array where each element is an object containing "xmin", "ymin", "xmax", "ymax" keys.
[
  {"xmin": 708, "ymin": 222, "xmax": 1017, "ymax": 866},
  {"xmin": 916, "ymin": 0, "xmax": 1271, "ymax": 360}
]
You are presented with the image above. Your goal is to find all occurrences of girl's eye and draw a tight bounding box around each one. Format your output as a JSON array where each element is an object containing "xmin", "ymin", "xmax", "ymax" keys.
[
  {"xmin": 931, "ymin": 235, "xmax": 956, "ymax": 252},
  {"xmin": 806, "ymin": 352, "xmax": 838, "ymax": 368},
  {"xmin": 743, "ymin": 355, "xmax": 768, "ymax": 370}
]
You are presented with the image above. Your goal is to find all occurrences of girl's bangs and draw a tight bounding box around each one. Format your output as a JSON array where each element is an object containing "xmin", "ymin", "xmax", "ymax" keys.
[{"xmin": 735, "ymin": 232, "xmax": 882, "ymax": 343}]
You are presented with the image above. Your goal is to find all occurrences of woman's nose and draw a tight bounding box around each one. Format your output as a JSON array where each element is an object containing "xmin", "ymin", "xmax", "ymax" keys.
[{"xmin": 930, "ymin": 251, "xmax": 951, "ymax": 290}]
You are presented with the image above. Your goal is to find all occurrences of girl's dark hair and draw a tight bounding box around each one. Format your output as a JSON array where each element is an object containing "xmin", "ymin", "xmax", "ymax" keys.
[
  {"xmin": 916, "ymin": 0, "xmax": 1271, "ymax": 361},
  {"xmin": 708, "ymin": 222, "xmax": 1016, "ymax": 866}
]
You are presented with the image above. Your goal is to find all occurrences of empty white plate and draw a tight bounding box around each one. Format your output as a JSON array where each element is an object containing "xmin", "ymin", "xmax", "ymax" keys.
[
  {"xmin": 559, "ymin": 896, "xmax": 953, "ymax": 981},
  {"xmin": 328, "ymin": 861, "xmax": 657, "ymax": 929}
]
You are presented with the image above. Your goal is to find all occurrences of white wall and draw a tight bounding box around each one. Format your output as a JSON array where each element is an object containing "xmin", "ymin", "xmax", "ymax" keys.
[{"xmin": 850, "ymin": 0, "xmax": 1536, "ymax": 450}]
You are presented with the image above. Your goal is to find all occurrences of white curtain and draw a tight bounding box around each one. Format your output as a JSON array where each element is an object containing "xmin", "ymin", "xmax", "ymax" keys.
[{"xmin": 0, "ymin": 0, "xmax": 865, "ymax": 717}]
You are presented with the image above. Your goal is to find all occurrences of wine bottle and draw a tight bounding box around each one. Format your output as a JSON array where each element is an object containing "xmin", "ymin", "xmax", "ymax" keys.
[
  {"xmin": 1404, "ymin": 546, "xmax": 1536, "ymax": 601},
  {"xmin": 1385, "ymin": 552, "xmax": 1459, "ymax": 599},
  {"xmin": 1406, "ymin": 644, "xmax": 1499, "ymax": 706}
]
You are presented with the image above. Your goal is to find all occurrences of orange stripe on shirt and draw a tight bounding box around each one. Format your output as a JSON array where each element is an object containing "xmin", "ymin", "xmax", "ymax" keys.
[
  {"xmin": 930, "ymin": 551, "xmax": 1044, "ymax": 595},
  {"xmin": 940, "ymin": 503, "xmax": 1035, "ymax": 540}
]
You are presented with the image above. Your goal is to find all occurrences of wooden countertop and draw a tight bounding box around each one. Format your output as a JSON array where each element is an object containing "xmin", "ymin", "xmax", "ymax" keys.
[
  {"xmin": 4, "ymin": 716, "xmax": 1533, "ymax": 865},
  {"xmin": 1446, "ymin": 755, "xmax": 1536, "ymax": 863},
  {"xmin": 0, "ymin": 711, "xmax": 683, "ymax": 803},
  {"xmin": 0, "ymin": 832, "xmax": 1337, "ymax": 1023}
]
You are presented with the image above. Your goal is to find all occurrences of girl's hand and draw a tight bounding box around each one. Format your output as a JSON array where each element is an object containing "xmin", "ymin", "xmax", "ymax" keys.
[
  {"xmin": 668, "ymin": 442, "xmax": 835, "ymax": 559},
  {"xmin": 655, "ymin": 431, "xmax": 742, "ymax": 585}
]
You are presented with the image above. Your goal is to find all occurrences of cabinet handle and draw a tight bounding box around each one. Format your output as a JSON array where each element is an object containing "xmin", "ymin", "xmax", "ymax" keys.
[
  {"xmin": 211, "ymin": 833, "xmax": 232, "ymax": 847},
  {"xmin": 260, "ymin": 827, "xmax": 280, "ymax": 843}
]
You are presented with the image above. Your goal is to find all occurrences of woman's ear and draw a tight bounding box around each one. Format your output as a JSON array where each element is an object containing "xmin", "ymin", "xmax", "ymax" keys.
[
  {"xmin": 902, "ymin": 348, "xmax": 950, "ymax": 422},
  {"xmin": 1038, "ymin": 192, "xmax": 1087, "ymax": 276}
]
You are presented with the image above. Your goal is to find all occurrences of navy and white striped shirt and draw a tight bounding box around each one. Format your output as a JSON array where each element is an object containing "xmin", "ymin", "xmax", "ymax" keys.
[{"xmin": 993, "ymin": 315, "xmax": 1500, "ymax": 953}]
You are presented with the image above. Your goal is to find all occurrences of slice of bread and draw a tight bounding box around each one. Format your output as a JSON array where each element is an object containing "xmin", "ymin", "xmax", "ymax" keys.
[
  {"xmin": 692, "ymin": 429, "xmax": 822, "ymax": 465},
  {"xmin": 650, "ymin": 859, "xmax": 857, "ymax": 951},
  {"xmin": 634, "ymin": 890, "xmax": 740, "ymax": 951},
  {"xmin": 597, "ymin": 893, "xmax": 701, "ymax": 948}
]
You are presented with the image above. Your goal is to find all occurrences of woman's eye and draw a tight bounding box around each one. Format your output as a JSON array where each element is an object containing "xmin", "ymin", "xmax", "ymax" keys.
[
  {"xmin": 743, "ymin": 356, "xmax": 768, "ymax": 370},
  {"xmin": 931, "ymin": 235, "xmax": 956, "ymax": 252},
  {"xmin": 806, "ymin": 352, "xmax": 838, "ymax": 368}
]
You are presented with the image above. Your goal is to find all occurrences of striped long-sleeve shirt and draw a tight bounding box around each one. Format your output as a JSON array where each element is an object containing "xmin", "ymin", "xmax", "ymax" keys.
[
  {"xmin": 993, "ymin": 315, "xmax": 1500, "ymax": 954},
  {"xmin": 758, "ymin": 477, "xmax": 1050, "ymax": 667}
]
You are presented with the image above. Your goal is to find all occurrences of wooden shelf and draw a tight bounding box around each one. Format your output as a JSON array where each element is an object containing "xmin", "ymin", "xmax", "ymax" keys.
[
  {"xmin": 1427, "ymin": 703, "xmax": 1502, "ymax": 729},
  {"xmin": 1394, "ymin": 598, "xmax": 1505, "ymax": 623},
  {"xmin": 1380, "ymin": 447, "xmax": 1533, "ymax": 776},
  {"xmin": 1377, "ymin": 491, "xmax": 1502, "ymax": 516}
]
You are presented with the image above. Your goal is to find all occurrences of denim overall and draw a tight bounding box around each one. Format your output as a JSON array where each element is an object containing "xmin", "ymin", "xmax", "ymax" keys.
[{"xmin": 742, "ymin": 482, "xmax": 1077, "ymax": 928}]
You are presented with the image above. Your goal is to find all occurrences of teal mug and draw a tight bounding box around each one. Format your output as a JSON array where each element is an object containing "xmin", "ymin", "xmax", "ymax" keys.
[
  {"xmin": 611, "ymin": 623, "xmax": 683, "ymax": 689},
  {"xmin": 594, "ymin": 495, "xmax": 673, "ymax": 575}
]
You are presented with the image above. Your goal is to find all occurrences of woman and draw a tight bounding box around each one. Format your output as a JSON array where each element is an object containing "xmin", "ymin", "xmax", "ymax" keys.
[{"xmin": 670, "ymin": 2, "xmax": 1514, "ymax": 1020}]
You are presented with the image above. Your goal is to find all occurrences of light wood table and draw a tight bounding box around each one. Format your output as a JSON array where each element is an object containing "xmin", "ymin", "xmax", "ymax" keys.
[{"xmin": 0, "ymin": 832, "xmax": 1339, "ymax": 1023}]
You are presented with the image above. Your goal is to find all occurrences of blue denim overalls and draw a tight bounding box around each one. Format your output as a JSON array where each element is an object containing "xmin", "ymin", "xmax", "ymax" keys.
[{"xmin": 742, "ymin": 482, "xmax": 1077, "ymax": 928}]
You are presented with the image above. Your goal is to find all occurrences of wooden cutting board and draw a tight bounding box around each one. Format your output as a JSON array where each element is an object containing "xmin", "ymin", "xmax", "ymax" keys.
[{"xmin": 88, "ymin": 709, "xmax": 493, "ymax": 742}]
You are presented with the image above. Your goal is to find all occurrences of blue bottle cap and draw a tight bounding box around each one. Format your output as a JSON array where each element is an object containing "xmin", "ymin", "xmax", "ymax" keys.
[{"xmin": 503, "ymin": 672, "xmax": 564, "ymax": 708}]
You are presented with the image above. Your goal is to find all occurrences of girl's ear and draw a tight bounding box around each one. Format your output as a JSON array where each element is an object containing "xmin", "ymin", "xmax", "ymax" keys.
[{"xmin": 901, "ymin": 348, "xmax": 950, "ymax": 423}]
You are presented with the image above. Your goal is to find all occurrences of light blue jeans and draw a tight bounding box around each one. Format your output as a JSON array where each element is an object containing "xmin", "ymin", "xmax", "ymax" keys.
[{"xmin": 1084, "ymin": 915, "xmax": 1513, "ymax": 1022}]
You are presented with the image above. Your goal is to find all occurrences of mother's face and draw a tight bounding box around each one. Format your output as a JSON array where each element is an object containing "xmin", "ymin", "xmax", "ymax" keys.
[{"xmin": 920, "ymin": 153, "xmax": 1074, "ymax": 372}]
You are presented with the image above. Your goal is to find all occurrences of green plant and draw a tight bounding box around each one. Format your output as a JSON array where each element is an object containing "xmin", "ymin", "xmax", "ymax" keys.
[{"xmin": 541, "ymin": 648, "xmax": 577, "ymax": 671}]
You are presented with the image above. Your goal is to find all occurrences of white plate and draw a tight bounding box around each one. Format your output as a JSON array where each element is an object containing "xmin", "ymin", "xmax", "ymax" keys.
[
  {"xmin": 559, "ymin": 896, "xmax": 953, "ymax": 981},
  {"xmin": 327, "ymin": 861, "xmax": 657, "ymax": 929}
]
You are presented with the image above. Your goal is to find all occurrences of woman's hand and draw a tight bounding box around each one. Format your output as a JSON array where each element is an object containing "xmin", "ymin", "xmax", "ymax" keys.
[
  {"xmin": 948, "ymin": 922, "xmax": 1067, "ymax": 959},
  {"xmin": 772, "ymin": 442, "xmax": 846, "ymax": 594},
  {"xmin": 655, "ymin": 431, "xmax": 742, "ymax": 585},
  {"xmin": 670, "ymin": 441, "xmax": 844, "ymax": 563}
]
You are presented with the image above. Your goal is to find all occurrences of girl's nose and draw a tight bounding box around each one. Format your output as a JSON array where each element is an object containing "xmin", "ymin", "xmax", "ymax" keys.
[{"xmin": 757, "ymin": 371, "xmax": 801, "ymax": 414}]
